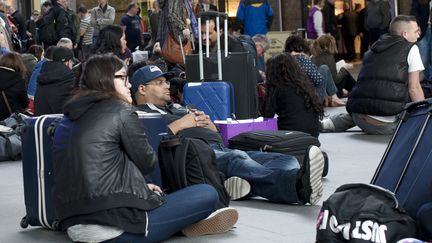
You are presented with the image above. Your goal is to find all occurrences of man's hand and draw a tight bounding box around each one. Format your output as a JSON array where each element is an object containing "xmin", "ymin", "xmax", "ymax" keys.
[
  {"xmin": 193, "ymin": 111, "xmax": 218, "ymax": 132},
  {"xmin": 168, "ymin": 110, "xmax": 218, "ymax": 134}
]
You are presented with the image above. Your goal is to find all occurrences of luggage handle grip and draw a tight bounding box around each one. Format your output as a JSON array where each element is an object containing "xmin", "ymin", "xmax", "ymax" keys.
[{"xmin": 404, "ymin": 98, "xmax": 432, "ymax": 112}]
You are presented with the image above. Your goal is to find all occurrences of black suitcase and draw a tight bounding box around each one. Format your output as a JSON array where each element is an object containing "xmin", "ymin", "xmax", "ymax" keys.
[
  {"xmin": 185, "ymin": 11, "xmax": 259, "ymax": 119},
  {"xmin": 228, "ymin": 130, "xmax": 328, "ymax": 176},
  {"xmin": 371, "ymin": 99, "xmax": 432, "ymax": 219}
]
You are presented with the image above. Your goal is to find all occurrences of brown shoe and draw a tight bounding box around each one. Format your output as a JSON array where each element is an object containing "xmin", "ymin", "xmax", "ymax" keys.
[{"xmin": 182, "ymin": 207, "xmax": 239, "ymax": 237}]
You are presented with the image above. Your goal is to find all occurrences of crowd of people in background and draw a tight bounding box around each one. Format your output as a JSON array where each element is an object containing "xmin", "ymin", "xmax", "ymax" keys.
[{"xmin": 1, "ymin": 0, "xmax": 432, "ymax": 241}]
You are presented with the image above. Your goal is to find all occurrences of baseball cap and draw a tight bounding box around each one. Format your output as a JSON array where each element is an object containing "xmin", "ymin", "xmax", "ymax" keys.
[
  {"xmin": 131, "ymin": 65, "xmax": 173, "ymax": 94},
  {"xmin": 52, "ymin": 47, "xmax": 74, "ymax": 62}
]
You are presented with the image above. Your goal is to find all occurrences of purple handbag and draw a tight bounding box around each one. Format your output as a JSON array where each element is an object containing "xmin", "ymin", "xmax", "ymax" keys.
[{"xmin": 214, "ymin": 118, "xmax": 277, "ymax": 145}]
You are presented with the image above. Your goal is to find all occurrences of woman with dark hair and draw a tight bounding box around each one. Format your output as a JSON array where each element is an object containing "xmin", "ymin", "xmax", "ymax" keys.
[
  {"xmin": 53, "ymin": 53, "xmax": 237, "ymax": 243},
  {"xmin": 261, "ymin": 53, "xmax": 323, "ymax": 137},
  {"xmin": 91, "ymin": 24, "xmax": 131, "ymax": 63},
  {"xmin": 284, "ymin": 35, "xmax": 344, "ymax": 106},
  {"xmin": 0, "ymin": 52, "xmax": 28, "ymax": 120}
]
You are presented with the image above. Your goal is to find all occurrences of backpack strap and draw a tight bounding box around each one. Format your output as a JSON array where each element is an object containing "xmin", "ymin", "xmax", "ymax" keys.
[{"xmin": 1, "ymin": 91, "xmax": 12, "ymax": 115}]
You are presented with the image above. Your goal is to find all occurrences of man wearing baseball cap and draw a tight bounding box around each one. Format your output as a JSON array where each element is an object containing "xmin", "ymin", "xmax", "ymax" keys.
[{"xmin": 131, "ymin": 65, "xmax": 326, "ymax": 206}]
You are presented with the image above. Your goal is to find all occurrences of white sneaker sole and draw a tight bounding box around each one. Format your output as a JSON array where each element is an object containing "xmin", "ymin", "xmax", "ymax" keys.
[
  {"xmin": 308, "ymin": 146, "xmax": 324, "ymax": 205},
  {"xmin": 224, "ymin": 176, "xmax": 251, "ymax": 200},
  {"xmin": 182, "ymin": 207, "xmax": 239, "ymax": 237}
]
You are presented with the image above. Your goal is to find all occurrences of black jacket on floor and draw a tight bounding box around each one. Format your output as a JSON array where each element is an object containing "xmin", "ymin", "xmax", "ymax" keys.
[{"xmin": 0, "ymin": 67, "xmax": 28, "ymax": 120}]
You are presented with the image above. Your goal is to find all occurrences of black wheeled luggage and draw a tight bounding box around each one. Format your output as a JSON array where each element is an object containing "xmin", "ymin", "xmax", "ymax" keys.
[
  {"xmin": 185, "ymin": 11, "xmax": 259, "ymax": 119},
  {"xmin": 371, "ymin": 98, "xmax": 432, "ymax": 219},
  {"xmin": 20, "ymin": 114, "xmax": 62, "ymax": 230}
]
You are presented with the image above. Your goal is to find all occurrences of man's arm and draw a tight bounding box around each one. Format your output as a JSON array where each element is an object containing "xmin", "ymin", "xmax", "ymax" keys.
[
  {"xmin": 314, "ymin": 10, "xmax": 324, "ymax": 36},
  {"xmin": 97, "ymin": 7, "xmax": 115, "ymax": 26},
  {"xmin": 167, "ymin": 111, "xmax": 217, "ymax": 135},
  {"xmin": 408, "ymin": 70, "xmax": 425, "ymax": 102}
]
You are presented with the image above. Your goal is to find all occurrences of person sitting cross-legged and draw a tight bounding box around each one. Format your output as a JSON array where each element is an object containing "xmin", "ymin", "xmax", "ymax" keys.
[{"xmin": 131, "ymin": 64, "xmax": 326, "ymax": 205}]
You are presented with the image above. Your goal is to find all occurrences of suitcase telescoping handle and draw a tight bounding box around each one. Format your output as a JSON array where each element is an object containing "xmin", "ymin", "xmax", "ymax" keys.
[{"xmin": 197, "ymin": 11, "xmax": 228, "ymax": 81}]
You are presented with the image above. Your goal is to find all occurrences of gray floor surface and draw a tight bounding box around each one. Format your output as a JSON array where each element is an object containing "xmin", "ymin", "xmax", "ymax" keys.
[{"xmin": 0, "ymin": 64, "xmax": 391, "ymax": 243}]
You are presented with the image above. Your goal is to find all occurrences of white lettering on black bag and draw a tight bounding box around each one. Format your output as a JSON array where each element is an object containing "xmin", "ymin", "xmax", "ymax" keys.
[{"xmin": 316, "ymin": 183, "xmax": 418, "ymax": 243}]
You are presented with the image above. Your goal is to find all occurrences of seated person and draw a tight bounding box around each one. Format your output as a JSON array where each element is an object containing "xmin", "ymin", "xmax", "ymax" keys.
[
  {"xmin": 311, "ymin": 34, "xmax": 356, "ymax": 98},
  {"xmin": 284, "ymin": 34, "xmax": 344, "ymax": 106},
  {"xmin": 131, "ymin": 64, "xmax": 325, "ymax": 205},
  {"xmin": 261, "ymin": 53, "xmax": 324, "ymax": 138},
  {"xmin": 52, "ymin": 54, "xmax": 238, "ymax": 242},
  {"xmin": 321, "ymin": 15, "xmax": 425, "ymax": 135}
]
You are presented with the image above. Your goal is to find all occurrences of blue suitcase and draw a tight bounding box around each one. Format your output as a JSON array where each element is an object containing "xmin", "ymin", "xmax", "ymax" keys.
[
  {"xmin": 20, "ymin": 113, "xmax": 168, "ymax": 230},
  {"xmin": 136, "ymin": 112, "xmax": 168, "ymax": 186},
  {"xmin": 20, "ymin": 114, "xmax": 63, "ymax": 230},
  {"xmin": 183, "ymin": 82, "xmax": 234, "ymax": 121},
  {"xmin": 371, "ymin": 99, "xmax": 432, "ymax": 219}
]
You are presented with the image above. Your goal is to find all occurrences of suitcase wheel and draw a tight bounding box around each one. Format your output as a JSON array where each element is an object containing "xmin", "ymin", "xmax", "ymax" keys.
[{"xmin": 20, "ymin": 216, "xmax": 28, "ymax": 229}]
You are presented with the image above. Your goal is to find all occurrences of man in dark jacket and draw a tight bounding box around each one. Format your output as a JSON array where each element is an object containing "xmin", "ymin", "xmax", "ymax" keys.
[
  {"xmin": 322, "ymin": 15, "xmax": 425, "ymax": 135},
  {"xmin": 322, "ymin": 0, "xmax": 339, "ymax": 40},
  {"xmin": 36, "ymin": 0, "xmax": 74, "ymax": 49},
  {"xmin": 131, "ymin": 65, "xmax": 325, "ymax": 205},
  {"xmin": 34, "ymin": 46, "xmax": 75, "ymax": 115}
]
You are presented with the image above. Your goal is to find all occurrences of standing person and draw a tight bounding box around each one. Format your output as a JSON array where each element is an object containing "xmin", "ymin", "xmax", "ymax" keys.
[
  {"xmin": 77, "ymin": 5, "xmax": 93, "ymax": 61},
  {"xmin": 34, "ymin": 46, "xmax": 75, "ymax": 115},
  {"xmin": 7, "ymin": 5, "xmax": 27, "ymax": 43},
  {"xmin": 120, "ymin": 2, "xmax": 142, "ymax": 52},
  {"xmin": 307, "ymin": 0, "xmax": 326, "ymax": 39},
  {"xmin": 90, "ymin": 0, "xmax": 115, "ymax": 44},
  {"xmin": 26, "ymin": 10, "xmax": 39, "ymax": 46},
  {"xmin": 340, "ymin": 3, "xmax": 359, "ymax": 60},
  {"xmin": 36, "ymin": 0, "xmax": 74, "ymax": 49},
  {"xmin": 202, "ymin": 0, "xmax": 218, "ymax": 12},
  {"xmin": 52, "ymin": 53, "xmax": 238, "ymax": 242},
  {"xmin": 322, "ymin": 0, "xmax": 339, "ymax": 40},
  {"xmin": 410, "ymin": 0, "xmax": 431, "ymax": 39},
  {"xmin": 364, "ymin": 0, "xmax": 390, "ymax": 45},
  {"xmin": 149, "ymin": 0, "xmax": 160, "ymax": 47},
  {"xmin": 0, "ymin": 52, "xmax": 28, "ymax": 120},
  {"xmin": 235, "ymin": 0, "xmax": 273, "ymax": 37},
  {"xmin": 322, "ymin": 15, "xmax": 425, "ymax": 135},
  {"xmin": 262, "ymin": 53, "xmax": 324, "ymax": 137}
]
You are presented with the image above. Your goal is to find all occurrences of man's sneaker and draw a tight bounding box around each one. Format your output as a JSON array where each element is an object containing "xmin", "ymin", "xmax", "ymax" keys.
[
  {"xmin": 182, "ymin": 207, "xmax": 239, "ymax": 237},
  {"xmin": 320, "ymin": 118, "xmax": 336, "ymax": 132},
  {"xmin": 297, "ymin": 145, "xmax": 324, "ymax": 205},
  {"xmin": 224, "ymin": 176, "xmax": 251, "ymax": 200}
]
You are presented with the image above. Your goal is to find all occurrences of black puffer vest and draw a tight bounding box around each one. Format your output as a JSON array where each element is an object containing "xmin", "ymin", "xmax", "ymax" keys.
[{"xmin": 347, "ymin": 34, "xmax": 414, "ymax": 116}]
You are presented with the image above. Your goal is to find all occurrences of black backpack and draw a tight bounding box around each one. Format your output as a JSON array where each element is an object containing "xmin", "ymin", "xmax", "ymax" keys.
[
  {"xmin": 158, "ymin": 136, "xmax": 230, "ymax": 209},
  {"xmin": 316, "ymin": 183, "xmax": 418, "ymax": 243}
]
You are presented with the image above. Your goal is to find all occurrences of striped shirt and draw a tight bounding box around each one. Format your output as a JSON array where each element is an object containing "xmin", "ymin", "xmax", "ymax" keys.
[{"xmin": 80, "ymin": 15, "xmax": 93, "ymax": 46}]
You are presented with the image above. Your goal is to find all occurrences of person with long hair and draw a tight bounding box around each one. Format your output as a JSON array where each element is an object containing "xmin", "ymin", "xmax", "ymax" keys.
[
  {"xmin": 262, "ymin": 53, "xmax": 323, "ymax": 137},
  {"xmin": 52, "ymin": 53, "xmax": 238, "ymax": 243},
  {"xmin": 0, "ymin": 52, "xmax": 28, "ymax": 120},
  {"xmin": 91, "ymin": 24, "xmax": 131, "ymax": 63},
  {"xmin": 311, "ymin": 34, "xmax": 356, "ymax": 98}
]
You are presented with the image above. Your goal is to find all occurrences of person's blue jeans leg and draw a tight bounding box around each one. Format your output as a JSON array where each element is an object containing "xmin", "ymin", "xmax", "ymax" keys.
[
  {"xmin": 318, "ymin": 65, "xmax": 338, "ymax": 96},
  {"xmin": 210, "ymin": 143, "xmax": 301, "ymax": 204},
  {"xmin": 103, "ymin": 184, "xmax": 218, "ymax": 243}
]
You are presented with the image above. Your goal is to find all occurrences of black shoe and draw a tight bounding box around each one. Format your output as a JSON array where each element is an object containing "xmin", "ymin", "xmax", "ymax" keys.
[{"xmin": 297, "ymin": 146, "xmax": 324, "ymax": 205}]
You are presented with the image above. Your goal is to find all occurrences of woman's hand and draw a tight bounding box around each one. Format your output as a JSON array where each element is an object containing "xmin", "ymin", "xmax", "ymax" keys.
[{"xmin": 147, "ymin": 183, "xmax": 163, "ymax": 194}]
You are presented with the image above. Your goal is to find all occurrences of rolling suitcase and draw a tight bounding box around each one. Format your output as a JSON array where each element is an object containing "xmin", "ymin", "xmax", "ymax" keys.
[
  {"xmin": 183, "ymin": 82, "xmax": 234, "ymax": 121},
  {"xmin": 185, "ymin": 11, "xmax": 259, "ymax": 119},
  {"xmin": 20, "ymin": 114, "xmax": 62, "ymax": 230},
  {"xmin": 371, "ymin": 99, "xmax": 432, "ymax": 219}
]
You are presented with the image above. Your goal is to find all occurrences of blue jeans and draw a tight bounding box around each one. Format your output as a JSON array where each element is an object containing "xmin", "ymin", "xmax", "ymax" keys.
[
  {"xmin": 103, "ymin": 184, "xmax": 218, "ymax": 243},
  {"xmin": 210, "ymin": 143, "xmax": 301, "ymax": 204},
  {"xmin": 318, "ymin": 65, "xmax": 338, "ymax": 97}
]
